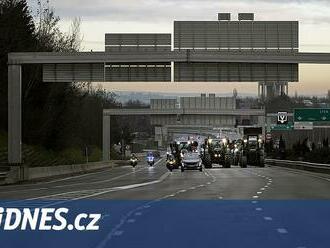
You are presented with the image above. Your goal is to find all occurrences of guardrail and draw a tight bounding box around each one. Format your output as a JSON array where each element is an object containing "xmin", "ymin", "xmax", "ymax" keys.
[{"xmin": 266, "ymin": 159, "xmax": 330, "ymax": 174}]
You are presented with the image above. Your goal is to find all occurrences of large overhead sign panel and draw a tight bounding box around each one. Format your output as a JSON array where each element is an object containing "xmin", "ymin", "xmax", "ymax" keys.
[
  {"xmin": 104, "ymin": 33, "xmax": 172, "ymax": 82},
  {"xmin": 174, "ymin": 62, "xmax": 298, "ymax": 82},
  {"xmin": 105, "ymin": 33, "xmax": 171, "ymax": 52},
  {"xmin": 174, "ymin": 21, "xmax": 298, "ymax": 51},
  {"xmin": 43, "ymin": 63, "xmax": 104, "ymax": 82},
  {"xmin": 174, "ymin": 20, "xmax": 298, "ymax": 82}
]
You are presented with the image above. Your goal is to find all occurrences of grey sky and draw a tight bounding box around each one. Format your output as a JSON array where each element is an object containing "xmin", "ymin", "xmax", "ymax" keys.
[{"xmin": 26, "ymin": 0, "xmax": 330, "ymax": 96}]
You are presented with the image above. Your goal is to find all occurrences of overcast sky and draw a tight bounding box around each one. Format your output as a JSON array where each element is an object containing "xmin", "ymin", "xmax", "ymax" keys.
[{"xmin": 27, "ymin": 0, "xmax": 330, "ymax": 96}]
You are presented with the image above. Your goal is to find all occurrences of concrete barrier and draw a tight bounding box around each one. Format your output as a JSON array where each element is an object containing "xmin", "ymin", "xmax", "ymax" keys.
[
  {"xmin": 2, "ymin": 161, "xmax": 121, "ymax": 185},
  {"xmin": 266, "ymin": 159, "xmax": 330, "ymax": 174}
]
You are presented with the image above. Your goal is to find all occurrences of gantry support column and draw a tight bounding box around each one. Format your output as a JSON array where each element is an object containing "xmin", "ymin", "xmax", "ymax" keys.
[
  {"xmin": 103, "ymin": 114, "xmax": 111, "ymax": 161},
  {"xmin": 8, "ymin": 65, "xmax": 22, "ymax": 165}
]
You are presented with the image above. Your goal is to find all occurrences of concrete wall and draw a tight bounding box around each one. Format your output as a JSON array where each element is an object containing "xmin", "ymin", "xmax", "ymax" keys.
[
  {"xmin": 3, "ymin": 162, "xmax": 114, "ymax": 185},
  {"xmin": 180, "ymin": 95, "xmax": 235, "ymax": 110}
]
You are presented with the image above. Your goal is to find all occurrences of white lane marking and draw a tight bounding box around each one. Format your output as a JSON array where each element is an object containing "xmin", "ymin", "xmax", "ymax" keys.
[
  {"xmin": 135, "ymin": 212, "xmax": 142, "ymax": 216},
  {"xmin": 143, "ymin": 205, "xmax": 150, "ymax": 209},
  {"xmin": 264, "ymin": 185, "xmax": 269, "ymax": 188},
  {"xmin": 261, "ymin": 188, "xmax": 266, "ymax": 191},
  {"xmin": 26, "ymin": 171, "xmax": 171, "ymax": 201},
  {"xmin": 54, "ymin": 158, "xmax": 166, "ymax": 189},
  {"xmin": 257, "ymin": 191, "xmax": 262, "ymax": 194},
  {"xmin": 277, "ymin": 228, "xmax": 288, "ymax": 234},
  {"xmin": 253, "ymin": 196, "xmax": 259, "ymax": 199},
  {"xmin": 127, "ymin": 219, "xmax": 135, "ymax": 223},
  {"xmin": 178, "ymin": 189, "xmax": 187, "ymax": 193},
  {"xmin": 255, "ymin": 208, "xmax": 263, "ymax": 211},
  {"xmin": 207, "ymin": 182, "xmax": 211, "ymax": 185},
  {"xmin": 113, "ymin": 230, "xmax": 124, "ymax": 236},
  {"xmin": 190, "ymin": 187, "xmax": 196, "ymax": 190},
  {"xmin": 218, "ymin": 196, "xmax": 223, "ymax": 199},
  {"xmin": 252, "ymin": 201, "xmax": 258, "ymax": 204},
  {"xmin": 264, "ymin": 217, "xmax": 273, "ymax": 221}
]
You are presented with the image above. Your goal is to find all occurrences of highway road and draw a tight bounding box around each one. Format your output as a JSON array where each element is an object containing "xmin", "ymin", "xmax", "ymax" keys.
[
  {"xmin": 1, "ymin": 159, "xmax": 330, "ymax": 248},
  {"xmin": 1, "ymin": 158, "xmax": 330, "ymax": 201}
]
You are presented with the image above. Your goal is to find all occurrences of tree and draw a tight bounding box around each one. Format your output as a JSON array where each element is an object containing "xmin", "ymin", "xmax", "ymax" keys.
[
  {"xmin": 0, "ymin": 0, "xmax": 37, "ymax": 130},
  {"xmin": 0, "ymin": 0, "xmax": 121, "ymax": 163}
]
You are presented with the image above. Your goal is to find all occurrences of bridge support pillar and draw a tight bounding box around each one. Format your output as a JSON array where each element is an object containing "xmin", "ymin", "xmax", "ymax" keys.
[
  {"xmin": 8, "ymin": 64, "xmax": 22, "ymax": 165},
  {"xmin": 259, "ymin": 82, "xmax": 289, "ymax": 99},
  {"xmin": 103, "ymin": 115, "xmax": 111, "ymax": 161}
]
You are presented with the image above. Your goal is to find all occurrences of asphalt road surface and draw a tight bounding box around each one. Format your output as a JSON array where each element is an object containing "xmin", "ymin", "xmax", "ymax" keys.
[
  {"xmin": 1, "ymin": 158, "xmax": 330, "ymax": 201},
  {"xmin": 1, "ymin": 159, "xmax": 330, "ymax": 248}
]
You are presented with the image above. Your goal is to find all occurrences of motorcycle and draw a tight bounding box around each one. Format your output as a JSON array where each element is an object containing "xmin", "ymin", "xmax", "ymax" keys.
[
  {"xmin": 166, "ymin": 156, "xmax": 177, "ymax": 172},
  {"xmin": 130, "ymin": 157, "xmax": 138, "ymax": 167},
  {"xmin": 147, "ymin": 155, "xmax": 155, "ymax": 166}
]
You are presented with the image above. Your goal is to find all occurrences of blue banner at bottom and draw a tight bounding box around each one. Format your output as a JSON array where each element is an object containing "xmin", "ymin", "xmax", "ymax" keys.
[{"xmin": 0, "ymin": 200, "xmax": 329, "ymax": 248}]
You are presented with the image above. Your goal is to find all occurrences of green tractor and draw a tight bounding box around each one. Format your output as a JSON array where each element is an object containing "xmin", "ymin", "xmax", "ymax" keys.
[
  {"xmin": 239, "ymin": 128, "xmax": 265, "ymax": 168},
  {"xmin": 201, "ymin": 138, "xmax": 231, "ymax": 168}
]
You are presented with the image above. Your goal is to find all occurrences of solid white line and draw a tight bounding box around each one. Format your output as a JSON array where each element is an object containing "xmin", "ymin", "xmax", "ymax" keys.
[
  {"xmin": 264, "ymin": 217, "xmax": 273, "ymax": 221},
  {"xmin": 255, "ymin": 208, "xmax": 263, "ymax": 211}
]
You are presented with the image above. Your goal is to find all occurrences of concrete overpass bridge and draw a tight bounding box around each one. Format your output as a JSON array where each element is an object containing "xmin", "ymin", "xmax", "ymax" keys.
[{"xmin": 103, "ymin": 94, "xmax": 265, "ymax": 160}]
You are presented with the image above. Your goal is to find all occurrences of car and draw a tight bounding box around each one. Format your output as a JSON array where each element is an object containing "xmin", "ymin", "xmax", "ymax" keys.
[{"xmin": 181, "ymin": 150, "xmax": 203, "ymax": 172}]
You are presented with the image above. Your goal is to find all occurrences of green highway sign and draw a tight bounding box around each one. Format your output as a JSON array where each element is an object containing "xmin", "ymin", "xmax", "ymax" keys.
[
  {"xmin": 270, "ymin": 122, "xmax": 294, "ymax": 131},
  {"xmin": 294, "ymin": 108, "xmax": 330, "ymax": 122}
]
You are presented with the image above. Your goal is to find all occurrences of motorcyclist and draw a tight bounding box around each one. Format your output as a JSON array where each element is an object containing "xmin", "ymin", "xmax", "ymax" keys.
[
  {"xmin": 147, "ymin": 152, "xmax": 155, "ymax": 166},
  {"xmin": 131, "ymin": 153, "xmax": 137, "ymax": 160},
  {"xmin": 130, "ymin": 153, "xmax": 138, "ymax": 167}
]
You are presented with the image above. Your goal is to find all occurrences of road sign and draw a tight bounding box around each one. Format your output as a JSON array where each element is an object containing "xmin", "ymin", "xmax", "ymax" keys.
[
  {"xmin": 277, "ymin": 112, "xmax": 288, "ymax": 125},
  {"xmin": 294, "ymin": 108, "xmax": 330, "ymax": 122},
  {"xmin": 294, "ymin": 122, "xmax": 313, "ymax": 130},
  {"xmin": 270, "ymin": 123, "xmax": 294, "ymax": 131}
]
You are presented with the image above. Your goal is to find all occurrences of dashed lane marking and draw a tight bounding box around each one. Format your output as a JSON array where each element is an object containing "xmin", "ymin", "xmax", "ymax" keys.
[
  {"xmin": 113, "ymin": 230, "xmax": 124, "ymax": 236},
  {"xmin": 264, "ymin": 217, "xmax": 273, "ymax": 221},
  {"xmin": 277, "ymin": 228, "xmax": 288, "ymax": 234}
]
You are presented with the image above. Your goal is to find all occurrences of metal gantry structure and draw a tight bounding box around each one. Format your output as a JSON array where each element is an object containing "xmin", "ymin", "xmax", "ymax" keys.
[{"xmin": 7, "ymin": 13, "xmax": 330, "ymax": 164}]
